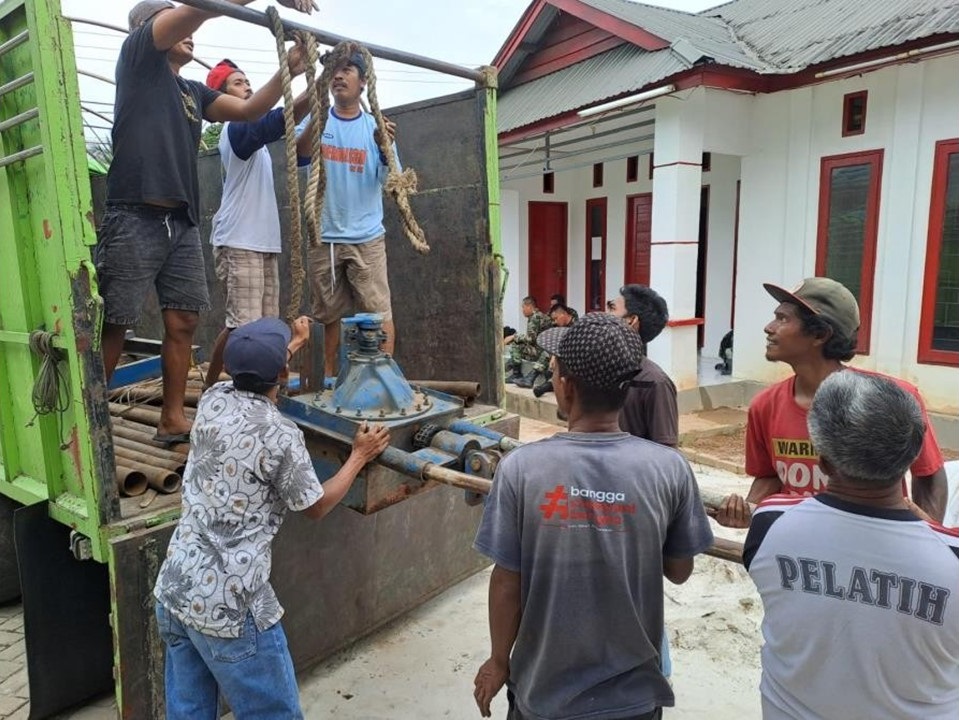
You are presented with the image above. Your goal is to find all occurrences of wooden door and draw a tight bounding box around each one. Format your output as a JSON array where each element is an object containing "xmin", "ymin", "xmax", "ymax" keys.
[
  {"xmin": 527, "ymin": 202, "xmax": 568, "ymax": 309},
  {"xmin": 624, "ymin": 193, "xmax": 652, "ymax": 286}
]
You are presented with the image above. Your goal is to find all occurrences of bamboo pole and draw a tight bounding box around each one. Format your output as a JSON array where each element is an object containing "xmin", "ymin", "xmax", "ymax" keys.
[{"xmin": 115, "ymin": 463, "xmax": 148, "ymax": 497}]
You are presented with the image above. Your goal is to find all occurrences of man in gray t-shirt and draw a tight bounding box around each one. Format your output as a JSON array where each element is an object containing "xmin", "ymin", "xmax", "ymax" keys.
[{"xmin": 473, "ymin": 313, "xmax": 713, "ymax": 720}]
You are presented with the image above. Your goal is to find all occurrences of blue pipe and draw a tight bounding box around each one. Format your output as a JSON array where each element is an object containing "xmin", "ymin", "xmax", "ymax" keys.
[{"xmin": 448, "ymin": 420, "xmax": 522, "ymax": 451}]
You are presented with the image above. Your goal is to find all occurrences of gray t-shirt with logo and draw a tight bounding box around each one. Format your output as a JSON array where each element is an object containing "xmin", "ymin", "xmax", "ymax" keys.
[{"xmin": 474, "ymin": 432, "xmax": 713, "ymax": 720}]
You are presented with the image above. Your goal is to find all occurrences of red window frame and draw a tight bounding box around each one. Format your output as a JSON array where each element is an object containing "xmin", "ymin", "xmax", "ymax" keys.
[
  {"xmin": 918, "ymin": 138, "xmax": 959, "ymax": 366},
  {"xmin": 842, "ymin": 91, "xmax": 868, "ymax": 137},
  {"xmin": 626, "ymin": 155, "xmax": 639, "ymax": 183},
  {"xmin": 815, "ymin": 149, "xmax": 884, "ymax": 354},
  {"xmin": 592, "ymin": 162, "xmax": 604, "ymax": 188}
]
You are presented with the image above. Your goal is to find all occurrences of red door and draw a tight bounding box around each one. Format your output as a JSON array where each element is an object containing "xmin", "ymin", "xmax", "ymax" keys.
[
  {"xmin": 624, "ymin": 193, "xmax": 652, "ymax": 286},
  {"xmin": 527, "ymin": 202, "xmax": 568, "ymax": 309}
]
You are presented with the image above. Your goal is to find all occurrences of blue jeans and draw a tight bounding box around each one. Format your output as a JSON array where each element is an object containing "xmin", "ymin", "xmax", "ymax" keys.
[{"xmin": 155, "ymin": 603, "xmax": 303, "ymax": 720}]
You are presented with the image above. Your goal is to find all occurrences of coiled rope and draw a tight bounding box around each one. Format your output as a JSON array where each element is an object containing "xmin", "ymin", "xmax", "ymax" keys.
[{"xmin": 29, "ymin": 330, "xmax": 68, "ymax": 416}]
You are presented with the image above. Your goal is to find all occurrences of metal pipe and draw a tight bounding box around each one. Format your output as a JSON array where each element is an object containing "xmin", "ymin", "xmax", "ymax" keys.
[
  {"xmin": 448, "ymin": 420, "xmax": 522, "ymax": 452},
  {"xmin": 143, "ymin": 466, "xmax": 182, "ymax": 494},
  {"xmin": 500, "ymin": 118, "xmax": 655, "ymax": 160},
  {"xmin": 0, "ymin": 72, "xmax": 34, "ymax": 98},
  {"xmin": 0, "ymin": 108, "xmax": 39, "ymax": 133},
  {"xmin": 77, "ymin": 68, "xmax": 115, "ymax": 86},
  {"xmin": 115, "ymin": 464, "xmax": 148, "ymax": 496},
  {"xmin": 80, "ymin": 104, "xmax": 113, "ymax": 126},
  {"xmin": 112, "ymin": 435, "xmax": 187, "ymax": 465},
  {"xmin": 173, "ymin": 0, "xmax": 486, "ymax": 83},
  {"xmin": 0, "ymin": 30, "xmax": 29, "ymax": 58},
  {"xmin": 0, "ymin": 146, "xmax": 43, "ymax": 169},
  {"xmin": 65, "ymin": 15, "xmax": 213, "ymax": 69},
  {"xmin": 113, "ymin": 446, "xmax": 186, "ymax": 475}
]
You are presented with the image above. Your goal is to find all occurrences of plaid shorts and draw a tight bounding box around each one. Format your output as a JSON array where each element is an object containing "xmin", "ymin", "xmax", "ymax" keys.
[
  {"xmin": 94, "ymin": 203, "xmax": 210, "ymax": 326},
  {"xmin": 213, "ymin": 246, "xmax": 280, "ymax": 329},
  {"xmin": 307, "ymin": 236, "xmax": 392, "ymax": 324}
]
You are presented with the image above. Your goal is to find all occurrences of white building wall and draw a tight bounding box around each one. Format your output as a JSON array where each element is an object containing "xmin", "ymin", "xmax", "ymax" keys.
[
  {"xmin": 734, "ymin": 54, "xmax": 959, "ymax": 412},
  {"xmin": 702, "ymin": 153, "xmax": 741, "ymax": 356}
]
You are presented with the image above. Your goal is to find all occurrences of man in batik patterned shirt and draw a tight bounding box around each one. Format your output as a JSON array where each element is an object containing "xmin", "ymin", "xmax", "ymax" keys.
[{"xmin": 154, "ymin": 315, "xmax": 389, "ymax": 718}]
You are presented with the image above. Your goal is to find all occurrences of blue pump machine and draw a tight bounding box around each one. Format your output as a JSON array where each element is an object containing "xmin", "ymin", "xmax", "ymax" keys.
[{"xmin": 279, "ymin": 314, "xmax": 519, "ymax": 513}]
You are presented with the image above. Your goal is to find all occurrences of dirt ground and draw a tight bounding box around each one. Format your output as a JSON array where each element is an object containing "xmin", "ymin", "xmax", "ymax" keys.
[{"xmin": 682, "ymin": 427, "xmax": 747, "ymax": 468}]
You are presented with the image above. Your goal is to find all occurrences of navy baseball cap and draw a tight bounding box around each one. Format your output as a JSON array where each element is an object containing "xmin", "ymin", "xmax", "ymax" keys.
[
  {"xmin": 224, "ymin": 317, "xmax": 291, "ymax": 385},
  {"xmin": 537, "ymin": 312, "xmax": 643, "ymax": 390}
]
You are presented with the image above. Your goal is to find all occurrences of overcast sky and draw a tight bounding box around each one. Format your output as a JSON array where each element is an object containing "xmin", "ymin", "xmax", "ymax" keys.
[{"xmin": 62, "ymin": 0, "xmax": 718, "ymax": 144}]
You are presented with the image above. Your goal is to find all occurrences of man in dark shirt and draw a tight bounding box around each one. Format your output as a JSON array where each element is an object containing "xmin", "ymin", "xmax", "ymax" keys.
[
  {"xmin": 612, "ymin": 284, "xmax": 679, "ymax": 447},
  {"xmin": 96, "ymin": 0, "xmax": 312, "ymax": 444}
]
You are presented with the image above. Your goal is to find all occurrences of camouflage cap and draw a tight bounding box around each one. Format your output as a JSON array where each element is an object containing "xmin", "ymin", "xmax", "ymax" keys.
[
  {"xmin": 537, "ymin": 312, "xmax": 643, "ymax": 390},
  {"xmin": 763, "ymin": 277, "xmax": 860, "ymax": 340}
]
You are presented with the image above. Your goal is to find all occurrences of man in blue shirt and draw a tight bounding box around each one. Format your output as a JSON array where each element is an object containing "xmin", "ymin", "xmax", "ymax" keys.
[{"xmin": 296, "ymin": 49, "xmax": 398, "ymax": 377}]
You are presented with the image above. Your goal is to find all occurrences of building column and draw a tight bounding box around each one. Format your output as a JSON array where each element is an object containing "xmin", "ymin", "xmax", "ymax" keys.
[{"xmin": 648, "ymin": 89, "xmax": 704, "ymax": 390}]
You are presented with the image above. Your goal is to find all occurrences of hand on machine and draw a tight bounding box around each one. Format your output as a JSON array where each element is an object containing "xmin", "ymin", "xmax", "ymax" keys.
[{"xmin": 351, "ymin": 421, "xmax": 391, "ymax": 465}]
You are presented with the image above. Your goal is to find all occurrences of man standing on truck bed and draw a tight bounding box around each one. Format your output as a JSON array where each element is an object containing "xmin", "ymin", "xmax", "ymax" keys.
[
  {"xmin": 202, "ymin": 59, "xmax": 314, "ymax": 389},
  {"xmin": 295, "ymin": 48, "xmax": 399, "ymax": 378},
  {"xmin": 95, "ymin": 0, "xmax": 312, "ymax": 444}
]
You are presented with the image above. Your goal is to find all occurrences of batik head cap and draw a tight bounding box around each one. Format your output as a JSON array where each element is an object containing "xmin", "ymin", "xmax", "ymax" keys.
[
  {"xmin": 763, "ymin": 277, "xmax": 860, "ymax": 340},
  {"xmin": 224, "ymin": 317, "xmax": 291, "ymax": 385},
  {"xmin": 537, "ymin": 312, "xmax": 644, "ymax": 390},
  {"xmin": 128, "ymin": 0, "xmax": 174, "ymax": 31}
]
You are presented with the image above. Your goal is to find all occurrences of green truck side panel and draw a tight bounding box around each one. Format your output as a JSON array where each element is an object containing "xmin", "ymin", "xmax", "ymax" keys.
[{"xmin": 0, "ymin": 0, "xmax": 119, "ymax": 561}]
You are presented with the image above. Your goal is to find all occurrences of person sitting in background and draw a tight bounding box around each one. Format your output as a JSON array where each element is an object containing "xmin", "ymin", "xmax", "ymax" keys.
[
  {"xmin": 548, "ymin": 293, "xmax": 578, "ymax": 322},
  {"xmin": 532, "ymin": 304, "xmax": 577, "ymax": 397},
  {"xmin": 504, "ymin": 296, "xmax": 552, "ymax": 390}
]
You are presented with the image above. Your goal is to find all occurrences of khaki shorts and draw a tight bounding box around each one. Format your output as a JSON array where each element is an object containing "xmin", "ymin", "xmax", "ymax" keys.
[
  {"xmin": 213, "ymin": 246, "xmax": 279, "ymax": 328},
  {"xmin": 308, "ymin": 236, "xmax": 392, "ymax": 323}
]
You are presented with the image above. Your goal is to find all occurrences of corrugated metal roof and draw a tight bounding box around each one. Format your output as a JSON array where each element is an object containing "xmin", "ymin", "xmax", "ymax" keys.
[
  {"xmin": 580, "ymin": 0, "xmax": 770, "ymax": 70},
  {"xmin": 703, "ymin": 0, "xmax": 959, "ymax": 70},
  {"xmin": 498, "ymin": 45, "xmax": 685, "ymax": 133},
  {"xmin": 498, "ymin": 0, "xmax": 959, "ymax": 134}
]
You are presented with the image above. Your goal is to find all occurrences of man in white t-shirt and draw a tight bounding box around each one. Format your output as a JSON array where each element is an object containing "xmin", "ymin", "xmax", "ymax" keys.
[
  {"xmin": 744, "ymin": 371, "xmax": 959, "ymax": 719},
  {"xmin": 203, "ymin": 59, "xmax": 313, "ymax": 388}
]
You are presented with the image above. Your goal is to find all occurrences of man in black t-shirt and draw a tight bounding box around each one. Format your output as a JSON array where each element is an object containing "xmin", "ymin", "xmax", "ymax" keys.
[{"xmin": 97, "ymin": 0, "xmax": 312, "ymax": 444}]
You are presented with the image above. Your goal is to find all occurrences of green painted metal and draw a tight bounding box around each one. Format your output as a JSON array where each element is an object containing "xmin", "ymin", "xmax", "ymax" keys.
[{"xmin": 0, "ymin": 0, "xmax": 119, "ymax": 562}]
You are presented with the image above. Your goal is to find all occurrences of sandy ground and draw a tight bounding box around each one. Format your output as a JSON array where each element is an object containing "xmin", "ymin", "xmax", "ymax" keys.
[{"xmin": 54, "ymin": 425, "xmax": 764, "ymax": 720}]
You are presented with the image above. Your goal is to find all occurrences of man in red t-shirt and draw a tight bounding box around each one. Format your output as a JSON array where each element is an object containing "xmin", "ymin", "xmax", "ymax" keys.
[{"xmin": 714, "ymin": 278, "xmax": 947, "ymax": 527}]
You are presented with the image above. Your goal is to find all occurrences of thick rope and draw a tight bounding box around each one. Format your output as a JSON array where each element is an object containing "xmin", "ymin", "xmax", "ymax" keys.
[
  {"xmin": 299, "ymin": 31, "xmax": 324, "ymax": 247},
  {"xmin": 311, "ymin": 41, "xmax": 430, "ymax": 255},
  {"xmin": 359, "ymin": 45, "xmax": 430, "ymax": 254},
  {"xmin": 266, "ymin": 6, "xmax": 305, "ymax": 321}
]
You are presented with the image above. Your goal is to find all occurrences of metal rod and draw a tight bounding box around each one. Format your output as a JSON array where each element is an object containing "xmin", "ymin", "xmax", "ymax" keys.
[
  {"xmin": 500, "ymin": 119, "xmax": 655, "ymax": 160},
  {"xmin": 0, "ymin": 29, "xmax": 28, "ymax": 57},
  {"xmin": 173, "ymin": 0, "xmax": 485, "ymax": 83},
  {"xmin": 65, "ymin": 15, "xmax": 213, "ymax": 69},
  {"xmin": 77, "ymin": 68, "xmax": 115, "ymax": 86},
  {"xmin": 0, "ymin": 107, "xmax": 39, "ymax": 133},
  {"xmin": 0, "ymin": 71, "xmax": 34, "ymax": 98},
  {"xmin": 0, "ymin": 145, "xmax": 43, "ymax": 169},
  {"xmin": 80, "ymin": 104, "xmax": 112, "ymax": 126}
]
